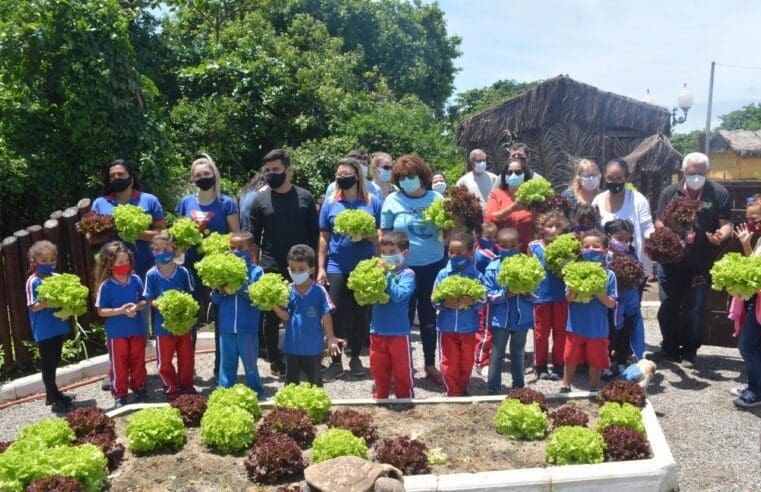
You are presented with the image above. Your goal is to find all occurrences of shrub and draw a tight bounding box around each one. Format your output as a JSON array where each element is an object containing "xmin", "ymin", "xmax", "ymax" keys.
[
  {"xmin": 65, "ymin": 407, "xmax": 115, "ymax": 439},
  {"xmin": 549, "ymin": 406, "xmax": 589, "ymax": 428},
  {"xmin": 208, "ymin": 384, "xmax": 261, "ymax": 419},
  {"xmin": 74, "ymin": 433, "xmax": 125, "ymax": 471},
  {"xmin": 373, "ymin": 436, "xmax": 431, "ymax": 475},
  {"xmin": 602, "ymin": 425, "xmax": 651, "ymax": 461},
  {"xmin": 493, "ymin": 399, "xmax": 548, "ymax": 440},
  {"xmin": 170, "ymin": 394, "xmax": 208, "ymax": 427},
  {"xmin": 507, "ymin": 388, "xmax": 548, "ymax": 412},
  {"xmin": 200, "ymin": 405, "xmax": 256, "ymax": 454},
  {"xmin": 258, "ymin": 407, "xmax": 316, "ymax": 449},
  {"xmin": 597, "ymin": 402, "xmax": 645, "ymax": 435},
  {"xmin": 16, "ymin": 419, "xmax": 75, "ymax": 448},
  {"xmin": 311, "ymin": 429, "xmax": 368, "ymax": 463},
  {"xmin": 327, "ymin": 409, "xmax": 379, "ymax": 445},
  {"xmin": 125, "ymin": 407, "xmax": 185, "ymax": 454},
  {"xmin": 26, "ymin": 475, "xmax": 83, "ymax": 491},
  {"xmin": 274, "ymin": 383, "xmax": 332, "ymax": 424},
  {"xmin": 244, "ymin": 433, "xmax": 305, "ymax": 484},
  {"xmin": 598, "ymin": 381, "xmax": 646, "ymax": 408},
  {"xmin": 545, "ymin": 426, "xmax": 605, "ymax": 465}
]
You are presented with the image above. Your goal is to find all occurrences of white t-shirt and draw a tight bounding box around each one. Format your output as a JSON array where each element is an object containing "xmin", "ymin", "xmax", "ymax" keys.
[{"xmin": 456, "ymin": 171, "xmax": 498, "ymax": 207}]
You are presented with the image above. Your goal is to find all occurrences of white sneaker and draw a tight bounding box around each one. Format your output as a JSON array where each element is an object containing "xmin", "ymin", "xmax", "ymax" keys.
[
  {"xmin": 730, "ymin": 387, "xmax": 748, "ymax": 398},
  {"xmin": 480, "ymin": 365, "xmax": 490, "ymax": 378}
]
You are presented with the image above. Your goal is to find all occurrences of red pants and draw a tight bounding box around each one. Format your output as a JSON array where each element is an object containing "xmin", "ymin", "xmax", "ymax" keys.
[
  {"xmin": 534, "ymin": 301, "xmax": 568, "ymax": 368},
  {"xmin": 157, "ymin": 333, "xmax": 195, "ymax": 396},
  {"xmin": 474, "ymin": 305, "xmax": 492, "ymax": 368},
  {"xmin": 108, "ymin": 335, "xmax": 147, "ymax": 399},
  {"xmin": 564, "ymin": 333, "xmax": 610, "ymax": 369},
  {"xmin": 370, "ymin": 334, "xmax": 414, "ymax": 399},
  {"xmin": 439, "ymin": 332, "xmax": 476, "ymax": 396}
]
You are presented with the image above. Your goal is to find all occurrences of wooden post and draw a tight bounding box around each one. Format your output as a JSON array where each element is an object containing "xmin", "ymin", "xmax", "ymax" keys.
[
  {"xmin": 1, "ymin": 236, "xmax": 31, "ymax": 367},
  {"xmin": 14, "ymin": 229, "xmax": 32, "ymax": 277},
  {"xmin": 62, "ymin": 206, "xmax": 96, "ymax": 327},
  {"xmin": 27, "ymin": 225, "xmax": 43, "ymax": 244},
  {"xmin": 43, "ymin": 219, "xmax": 62, "ymax": 273},
  {"xmin": 0, "ymin": 243, "xmax": 14, "ymax": 369}
]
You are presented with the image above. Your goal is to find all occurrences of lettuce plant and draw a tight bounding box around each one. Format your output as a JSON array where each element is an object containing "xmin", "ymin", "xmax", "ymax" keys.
[
  {"xmin": 598, "ymin": 381, "xmax": 646, "ymax": 408},
  {"xmin": 347, "ymin": 258, "xmax": 390, "ymax": 306},
  {"xmin": 497, "ymin": 254, "xmax": 546, "ymax": 294},
  {"xmin": 311, "ymin": 429, "xmax": 368, "ymax": 463},
  {"xmin": 431, "ymin": 276, "xmax": 486, "ymax": 305},
  {"xmin": 493, "ymin": 399, "xmax": 548, "ymax": 440},
  {"xmin": 533, "ymin": 194, "xmax": 574, "ymax": 215},
  {"xmin": 65, "ymin": 407, "xmax": 115, "ymax": 439},
  {"xmin": 597, "ymin": 402, "xmax": 645, "ymax": 435},
  {"xmin": 607, "ymin": 252, "xmax": 645, "ymax": 290},
  {"xmin": 155, "ymin": 290, "xmax": 199, "ymax": 335},
  {"xmin": 274, "ymin": 383, "xmax": 332, "ymax": 424},
  {"xmin": 562, "ymin": 261, "xmax": 608, "ymax": 303},
  {"xmin": 515, "ymin": 176, "xmax": 554, "ymax": 205},
  {"xmin": 507, "ymin": 388, "xmax": 548, "ymax": 412},
  {"xmin": 545, "ymin": 426, "xmax": 605, "ymax": 465},
  {"xmin": 710, "ymin": 252, "xmax": 761, "ymax": 300},
  {"xmin": 36, "ymin": 274, "xmax": 89, "ymax": 319},
  {"xmin": 549, "ymin": 406, "xmax": 589, "ymax": 428},
  {"xmin": 0, "ymin": 442, "xmax": 11, "ymax": 454},
  {"xmin": 644, "ymin": 227, "xmax": 684, "ymax": 264},
  {"xmin": 26, "ymin": 475, "xmax": 83, "ymax": 492},
  {"xmin": 199, "ymin": 232, "xmax": 232, "ymax": 256},
  {"xmin": 248, "ymin": 273, "xmax": 290, "ymax": 311},
  {"xmin": 195, "ymin": 252, "xmax": 248, "ymax": 294},
  {"xmin": 74, "ymin": 433, "xmax": 125, "ymax": 471},
  {"xmin": 333, "ymin": 209, "xmax": 377, "ymax": 242},
  {"xmin": 328, "ymin": 409, "xmax": 379, "ymax": 445},
  {"xmin": 373, "ymin": 436, "xmax": 431, "ymax": 475},
  {"xmin": 200, "ymin": 405, "xmax": 256, "ymax": 454},
  {"xmin": 168, "ymin": 217, "xmax": 203, "ymax": 250},
  {"xmin": 208, "ymin": 384, "xmax": 261, "ymax": 419},
  {"xmin": 422, "ymin": 199, "xmax": 455, "ymax": 230},
  {"xmin": 15, "ymin": 418, "xmax": 75, "ymax": 448},
  {"xmin": 112, "ymin": 204, "xmax": 153, "ymax": 243},
  {"xmin": 662, "ymin": 196, "xmax": 702, "ymax": 232},
  {"xmin": 544, "ymin": 233, "xmax": 582, "ymax": 276},
  {"xmin": 125, "ymin": 408, "xmax": 185, "ymax": 454},
  {"xmin": 259, "ymin": 407, "xmax": 316, "ymax": 449},
  {"xmin": 244, "ymin": 433, "xmax": 305, "ymax": 485},
  {"xmin": 75, "ymin": 211, "xmax": 115, "ymax": 243},
  {"xmin": 170, "ymin": 394, "xmax": 208, "ymax": 427},
  {"xmin": 602, "ymin": 425, "xmax": 651, "ymax": 461}
]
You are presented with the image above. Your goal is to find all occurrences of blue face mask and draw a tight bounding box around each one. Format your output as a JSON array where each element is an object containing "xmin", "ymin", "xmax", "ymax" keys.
[
  {"xmin": 232, "ymin": 250, "xmax": 250, "ymax": 262},
  {"xmin": 582, "ymin": 249, "xmax": 603, "ymax": 262},
  {"xmin": 381, "ymin": 253, "xmax": 405, "ymax": 269},
  {"xmin": 448, "ymin": 255, "xmax": 469, "ymax": 270},
  {"xmin": 498, "ymin": 248, "xmax": 519, "ymax": 259},
  {"xmin": 36, "ymin": 263, "xmax": 56, "ymax": 275},
  {"xmin": 378, "ymin": 168, "xmax": 393, "ymax": 183},
  {"xmin": 478, "ymin": 238, "xmax": 495, "ymax": 251},
  {"xmin": 289, "ymin": 269, "xmax": 311, "ymax": 285},
  {"xmin": 153, "ymin": 251, "xmax": 175, "ymax": 265},
  {"xmin": 505, "ymin": 173, "xmax": 525, "ymax": 187},
  {"xmin": 399, "ymin": 176, "xmax": 421, "ymax": 193}
]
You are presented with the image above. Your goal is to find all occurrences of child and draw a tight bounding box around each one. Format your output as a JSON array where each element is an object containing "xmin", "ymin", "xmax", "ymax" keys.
[
  {"xmin": 211, "ymin": 232, "xmax": 265, "ymax": 397},
  {"xmin": 474, "ymin": 222, "xmax": 498, "ymax": 376},
  {"xmin": 143, "ymin": 232, "xmax": 196, "ymax": 399},
  {"xmin": 484, "ymin": 228, "xmax": 534, "ymax": 393},
  {"xmin": 528, "ymin": 211, "xmax": 570, "ymax": 380},
  {"xmin": 369, "ymin": 232, "xmax": 417, "ymax": 399},
  {"xmin": 570, "ymin": 204, "xmax": 600, "ymax": 239},
  {"xmin": 432, "ymin": 232, "xmax": 485, "ymax": 396},
  {"xmin": 26, "ymin": 240, "xmax": 74, "ymax": 413},
  {"xmin": 95, "ymin": 242, "xmax": 148, "ymax": 407},
  {"xmin": 604, "ymin": 219, "xmax": 646, "ymax": 375},
  {"xmin": 272, "ymin": 244, "xmax": 342, "ymax": 386},
  {"xmin": 561, "ymin": 230, "xmax": 618, "ymax": 392}
]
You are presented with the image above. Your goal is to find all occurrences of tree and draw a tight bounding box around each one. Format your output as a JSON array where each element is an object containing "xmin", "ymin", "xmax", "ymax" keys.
[
  {"xmin": 670, "ymin": 131, "xmax": 701, "ymax": 156},
  {"xmin": 447, "ymin": 79, "xmax": 540, "ymax": 122},
  {"xmin": 719, "ymin": 103, "xmax": 761, "ymax": 131}
]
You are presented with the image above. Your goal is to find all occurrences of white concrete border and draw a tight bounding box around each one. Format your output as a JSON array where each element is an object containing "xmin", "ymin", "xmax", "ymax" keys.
[{"xmin": 106, "ymin": 393, "xmax": 678, "ymax": 492}]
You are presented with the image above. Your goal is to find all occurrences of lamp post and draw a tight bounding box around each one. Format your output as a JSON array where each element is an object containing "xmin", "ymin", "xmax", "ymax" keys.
[{"xmin": 643, "ymin": 84, "xmax": 694, "ymax": 128}]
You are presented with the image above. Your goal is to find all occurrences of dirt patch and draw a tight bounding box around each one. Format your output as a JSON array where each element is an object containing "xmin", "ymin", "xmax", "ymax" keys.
[{"xmin": 108, "ymin": 398, "xmax": 601, "ymax": 491}]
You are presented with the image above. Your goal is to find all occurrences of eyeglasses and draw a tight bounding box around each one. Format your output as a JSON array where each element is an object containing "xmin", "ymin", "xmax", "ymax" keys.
[{"xmin": 506, "ymin": 170, "xmax": 523, "ymax": 176}]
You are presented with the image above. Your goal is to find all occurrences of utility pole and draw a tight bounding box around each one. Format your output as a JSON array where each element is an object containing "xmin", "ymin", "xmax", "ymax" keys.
[{"xmin": 705, "ymin": 61, "xmax": 715, "ymax": 155}]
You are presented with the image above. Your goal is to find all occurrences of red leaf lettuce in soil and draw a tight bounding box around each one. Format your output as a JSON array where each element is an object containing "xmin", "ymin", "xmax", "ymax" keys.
[
  {"xmin": 549, "ymin": 406, "xmax": 589, "ymax": 428},
  {"xmin": 327, "ymin": 409, "xmax": 379, "ymax": 445},
  {"xmin": 244, "ymin": 433, "xmax": 305, "ymax": 485},
  {"xmin": 373, "ymin": 436, "xmax": 431, "ymax": 475},
  {"xmin": 644, "ymin": 227, "xmax": 684, "ymax": 264},
  {"xmin": 598, "ymin": 380, "xmax": 646, "ymax": 408},
  {"xmin": 607, "ymin": 252, "xmax": 645, "ymax": 290},
  {"xmin": 65, "ymin": 407, "xmax": 115, "ymax": 439},
  {"xmin": 602, "ymin": 425, "xmax": 651, "ymax": 461},
  {"xmin": 258, "ymin": 407, "xmax": 316, "ymax": 449},
  {"xmin": 508, "ymin": 387, "xmax": 548, "ymax": 412},
  {"xmin": 25, "ymin": 475, "xmax": 83, "ymax": 492},
  {"xmin": 170, "ymin": 394, "xmax": 208, "ymax": 427},
  {"xmin": 74, "ymin": 432, "xmax": 125, "ymax": 471}
]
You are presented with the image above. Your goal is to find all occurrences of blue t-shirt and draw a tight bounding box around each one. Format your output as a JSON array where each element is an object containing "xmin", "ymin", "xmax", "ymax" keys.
[
  {"xmin": 143, "ymin": 265, "xmax": 195, "ymax": 337},
  {"xmin": 380, "ymin": 190, "xmax": 444, "ymax": 267},
  {"xmin": 26, "ymin": 274, "xmax": 70, "ymax": 342},
  {"xmin": 484, "ymin": 252, "xmax": 534, "ymax": 331},
  {"xmin": 319, "ymin": 193, "xmax": 382, "ymax": 274},
  {"xmin": 176, "ymin": 194, "xmax": 238, "ymax": 235},
  {"xmin": 211, "ymin": 262, "xmax": 263, "ymax": 334},
  {"xmin": 96, "ymin": 275, "xmax": 146, "ymax": 339},
  {"xmin": 528, "ymin": 240, "xmax": 566, "ymax": 303},
  {"xmin": 566, "ymin": 269, "xmax": 618, "ymax": 339},
  {"xmin": 91, "ymin": 191, "xmax": 165, "ymax": 278},
  {"xmin": 283, "ymin": 281, "xmax": 334, "ymax": 356},
  {"xmin": 371, "ymin": 267, "xmax": 416, "ymax": 336},
  {"xmin": 432, "ymin": 262, "xmax": 485, "ymax": 334}
]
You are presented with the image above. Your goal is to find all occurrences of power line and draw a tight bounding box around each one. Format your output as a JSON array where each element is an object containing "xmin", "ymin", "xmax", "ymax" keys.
[{"xmin": 714, "ymin": 62, "xmax": 761, "ymax": 71}]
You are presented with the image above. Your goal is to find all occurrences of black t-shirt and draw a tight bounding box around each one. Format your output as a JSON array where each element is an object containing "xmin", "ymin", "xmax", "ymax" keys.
[
  {"xmin": 656, "ymin": 180, "xmax": 731, "ymax": 272},
  {"xmin": 249, "ymin": 185, "xmax": 319, "ymax": 273}
]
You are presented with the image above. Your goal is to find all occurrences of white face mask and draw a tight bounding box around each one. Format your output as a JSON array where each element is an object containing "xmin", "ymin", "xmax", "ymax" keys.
[
  {"xmin": 432, "ymin": 182, "xmax": 447, "ymax": 194},
  {"xmin": 289, "ymin": 269, "xmax": 311, "ymax": 285},
  {"xmin": 381, "ymin": 252, "xmax": 404, "ymax": 269},
  {"xmin": 580, "ymin": 175, "xmax": 600, "ymax": 191},
  {"xmin": 685, "ymin": 175, "xmax": 706, "ymax": 191},
  {"xmin": 473, "ymin": 161, "xmax": 487, "ymax": 174}
]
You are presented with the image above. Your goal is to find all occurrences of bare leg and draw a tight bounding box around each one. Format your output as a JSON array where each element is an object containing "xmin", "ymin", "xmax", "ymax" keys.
[
  {"xmin": 589, "ymin": 367, "xmax": 602, "ymax": 389},
  {"xmin": 563, "ymin": 363, "xmax": 577, "ymax": 388}
]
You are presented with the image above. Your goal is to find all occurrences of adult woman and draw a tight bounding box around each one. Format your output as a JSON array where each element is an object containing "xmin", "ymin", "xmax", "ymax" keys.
[
  {"xmin": 369, "ymin": 152, "xmax": 397, "ymax": 200},
  {"xmin": 380, "ymin": 154, "xmax": 445, "ymax": 383},
  {"xmin": 485, "ymin": 156, "xmax": 534, "ymax": 251},
  {"xmin": 318, "ymin": 158, "xmax": 382, "ymax": 381},
  {"xmin": 562, "ymin": 159, "xmax": 601, "ymax": 207},
  {"xmin": 591, "ymin": 158, "xmax": 655, "ymax": 278}
]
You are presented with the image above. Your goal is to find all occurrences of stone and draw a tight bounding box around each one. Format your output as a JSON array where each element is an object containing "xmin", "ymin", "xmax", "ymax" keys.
[
  {"xmin": 373, "ymin": 476, "xmax": 405, "ymax": 492},
  {"xmin": 304, "ymin": 456, "xmax": 404, "ymax": 492}
]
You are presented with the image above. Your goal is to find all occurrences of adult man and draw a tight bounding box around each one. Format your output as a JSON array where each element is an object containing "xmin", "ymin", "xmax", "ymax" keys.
[
  {"xmin": 509, "ymin": 143, "xmax": 543, "ymax": 180},
  {"xmin": 456, "ymin": 149, "xmax": 498, "ymax": 206},
  {"xmin": 249, "ymin": 149, "xmax": 320, "ymax": 375},
  {"xmin": 650, "ymin": 152, "xmax": 732, "ymax": 367},
  {"xmin": 325, "ymin": 149, "xmax": 382, "ymax": 198}
]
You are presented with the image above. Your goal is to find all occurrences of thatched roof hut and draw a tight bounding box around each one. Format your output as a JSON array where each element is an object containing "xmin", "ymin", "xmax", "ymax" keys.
[{"xmin": 709, "ymin": 129, "xmax": 761, "ymax": 157}]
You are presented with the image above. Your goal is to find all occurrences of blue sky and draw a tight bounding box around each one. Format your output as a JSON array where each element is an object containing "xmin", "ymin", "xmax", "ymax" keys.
[{"xmin": 437, "ymin": 0, "xmax": 761, "ymax": 133}]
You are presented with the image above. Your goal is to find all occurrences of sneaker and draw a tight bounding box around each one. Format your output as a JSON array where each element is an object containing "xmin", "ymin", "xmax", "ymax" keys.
[
  {"xmin": 349, "ymin": 357, "xmax": 366, "ymax": 376},
  {"xmin": 681, "ymin": 355, "xmax": 697, "ymax": 368},
  {"xmin": 549, "ymin": 371, "xmax": 562, "ymax": 381},
  {"xmin": 479, "ymin": 365, "xmax": 490, "ymax": 378},
  {"xmin": 101, "ymin": 378, "xmax": 111, "ymax": 391},
  {"xmin": 537, "ymin": 369, "xmax": 551, "ymax": 380},
  {"xmin": 114, "ymin": 397, "xmax": 128, "ymax": 408},
  {"xmin": 646, "ymin": 350, "xmax": 680, "ymax": 362},
  {"xmin": 50, "ymin": 399, "xmax": 71, "ymax": 413},
  {"xmin": 322, "ymin": 363, "xmax": 344, "ymax": 382},
  {"xmin": 270, "ymin": 360, "xmax": 286, "ymax": 377},
  {"xmin": 134, "ymin": 389, "xmax": 149, "ymax": 403},
  {"xmin": 730, "ymin": 387, "xmax": 749, "ymax": 398},
  {"xmin": 734, "ymin": 390, "xmax": 761, "ymax": 408},
  {"xmin": 46, "ymin": 392, "xmax": 75, "ymax": 405},
  {"xmin": 559, "ymin": 386, "xmax": 572, "ymax": 393},
  {"xmin": 601, "ymin": 368, "xmax": 616, "ymax": 380}
]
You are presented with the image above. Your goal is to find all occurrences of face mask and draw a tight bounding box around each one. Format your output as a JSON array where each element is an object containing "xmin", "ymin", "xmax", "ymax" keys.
[
  {"xmin": 378, "ymin": 169, "xmax": 393, "ymax": 183},
  {"xmin": 610, "ymin": 238, "xmax": 629, "ymax": 253},
  {"xmin": 581, "ymin": 249, "xmax": 603, "ymax": 262},
  {"xmin": 448, "ymin": 255, "xmax": 469, "ymax": 270},
  {"xmin": 399, "ymin": 176, "xmax": 421, "ymax": 193},
  {"xmin": 505, "ymin": 173, "xmax": 524, "ymax": 187},
  {"xmin": 580, "ymin": 175, "xmax": 600, "ymax": 191},
  {"xmin": 110, "ymin": 176, "xmax": 132, "ymax": 193},
  {"xmin": 266, "ymin": 171, "xmax": 287, "ymax": 189},
  {"xmin": 381, "ymin": 253, "xmax": 405, "ymax": 269},
  {"xmin": 36, "ymin": 263, "xmax": 56, "ymax": 275},
  {"xmin": 685, "ymin": 175, "xmax": 706, "ymax": 191},
  {"xmin": 432, "ymin": 182, "xmax": 447, "ymax": 194},
  {"xmin": 361, "ymin": 164, "xmax": 369, "ymax": 177},
  {"xmin": 113, "ymin": 263, "xmax": 131, "ymax": 276},
  {"xmin": 232, "ymin": 250, "xmax": 250, "ymax": 262},
  {"xmin": 473, "ymin": 161, "xmax": 487, "ymax": 174},
  {"xmin": 289, "ymin": 269, "xmax": 310, "ymax": 285},
  {"xmin": 478, "ymin": 237, "xmax": 495, "ymax": 251},
  {"xmin": 605, "ymin": 181, "xmax": 625, "ymax": 194},
  {"xmin": 336, "ymin": 175, "xmax": 357, "ymax": 190},
  {"xmin": 153, "ymin": 252, "xmax": 175, "ymax": 265},
  {"xmin": 195, "ymin": 177, "xmax": 215, "ymax": 191},
  {"xmin": 498, "ymin": 248, "xmax": 519, "ymax": 259}
]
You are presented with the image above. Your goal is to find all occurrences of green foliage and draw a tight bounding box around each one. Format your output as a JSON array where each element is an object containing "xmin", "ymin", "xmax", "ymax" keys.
[
  {"xmin": 113, "ymin": 204, "xmax": 154, "ymax": 243},
  {"xmin": 710, "ymin": 252, "xmax": 761, "ymax": 300},
  {"xmin": 155, "ymin": 290, "xmax": 200, "ymax": 335},
  {"xmin": 431, "ymin": 276, "xmax": 486, "ymax": 305},
  {"xmin": 497, "ymin": 254, "xmax": 546, "ymax": 294},
  {"xmin": 347, "ymin": 258, "xmax": 390, "ymax": 306},
  {"xmin": 16, "ymin": 419, "xmax": 75, "ymax": 448},
  {"xmin": 36, "ymin": 274, "xmax": 89, "ymax": 319},
  {"xmin": 274, "ymin": 383, "xmax": 332, "ymax": 424},
  {"xmin": 493, "ymin": 399, "xmax": 548, "ymax": 441},
  {"xmin": 168, "ymin": 217, "xmax": 203, "ymax": 250},
  {"xmin": 719, "ymin": 103, "xmax": 761, "ymax": 131},
  {"xmin": 247, "ymin": 273, "xmax": 291, "ymax": 311},
  {"xmin": 562, "ymin": 261, "xmax": 608, "ymax": 303},
  {"xmin": 195, "ymin": 252, "xmax": 248, "ymax": 294},
  {"xmin": 199, "ymin": 232, "xmax": 233, "ymax": 256},
  {"xmin": 544, "ymin": 234, "xmax": 582, "ymax": 277},
  {"xmin": 515, "ymin": 177, "xmax": 554, "ymax": 205},
  {"xmin": 208, "ymin": 384, "xmax": 262, "ymax": 419},
  {"xmin": 448, "ymin": 79, "xmax": 540, "ymax": 122},
  {"xmin": 596, "ymin": 402, "xmax": 645, "ymax": 436},
  {"xmin": 289, "ymin": 136, "xmax": 357, "ymax": 196},
  {"xmin": 311, "ymin": 428, "xmax": 368, "ymax": 463},
  {"xmin": 670, "ymin": 131, "xmax": 701, "ymax": 156},
  {"xmin": 545, "ymin": 426, "xmax": 605, "ymax": 465},
  {"xmin": 125, "ymin": 407, "xmax": 185, "ymax": 453},
  {"xmin": 333, "ymin": 210, "xmax": 377, "ymax": 242},
  {"xmin": 422, "ymin": 199, "xmax": 455, "ymax": 231},
  {"xmin": 200, "ymin": 404, "xmax": 256, "ymax": 454}
]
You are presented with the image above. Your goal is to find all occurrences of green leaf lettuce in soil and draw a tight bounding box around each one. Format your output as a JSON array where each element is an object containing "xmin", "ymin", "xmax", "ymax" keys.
[
  {"xmin": 545, "ymin": 426, "xmax": 605, "ymax": 465},
  {"xmin": 274, "ymin": 383, "xmax": 332, "ymax": 424},
  {"xmin": 493, "ymin": 399, "xmax": 548, "ymax": 440},
  {"xmin": 200, "ymin": 405, "xmax": 256, "ymax": 454},
  {"xmin": 311, "ymin": 428, "xmax": 368, "ymax": 463},
  {"xmin": 208, "ymin": 384, "xmax": 262, "ymax": 418},
  {"xmin": 125, "ymin": 407, "xmax": 185, "ymax": 454}
]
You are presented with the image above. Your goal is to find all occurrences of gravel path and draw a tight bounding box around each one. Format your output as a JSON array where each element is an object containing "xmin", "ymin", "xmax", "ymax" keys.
[{"xmin": 1, "ymin": 318, "xmax": 759, "ymax": 490}]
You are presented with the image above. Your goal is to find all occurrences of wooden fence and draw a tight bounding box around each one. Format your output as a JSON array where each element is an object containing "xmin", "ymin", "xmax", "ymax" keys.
[{"xmin": 0, "ymin": 198, "xmax": 98, "ymax": 370}]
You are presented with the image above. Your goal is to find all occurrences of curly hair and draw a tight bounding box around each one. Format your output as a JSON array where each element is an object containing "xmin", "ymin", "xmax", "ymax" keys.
[
  {"xmin": 392, "ymin": 154, "xmax": 433, "ymax": 190},
  {"xmin": 535, "ymin": 210, "xmax": 570, "ymax": 234}
]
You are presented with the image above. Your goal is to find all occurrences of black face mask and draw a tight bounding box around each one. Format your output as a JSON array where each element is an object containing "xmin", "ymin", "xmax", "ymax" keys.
[
  {"xmin": 605, "ymin": 181, "xmax": 625, "ymax": 194},
  {"xmin": 336, "ymin": 175, "xmax": 357, "ymax": 190},
  {"xmin": 110, "ymin": 176, "xmax": 133, "ymax": 193},
  {"xmin": 266, "ymin": 171, "xmax": 287, "ymax": 189},
  {"xmin": 195, "ymin": 177, "xmax": 215, "ymax": 191}
]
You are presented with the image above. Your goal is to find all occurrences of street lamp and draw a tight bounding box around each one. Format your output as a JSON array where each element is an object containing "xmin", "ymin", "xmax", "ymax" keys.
[{"xmin": 672, "ymin": 83, "xmax": 693, "ymax": 126}]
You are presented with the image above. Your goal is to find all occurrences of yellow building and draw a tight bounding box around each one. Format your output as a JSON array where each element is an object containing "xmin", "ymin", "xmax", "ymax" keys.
[{"xmin": 708, "ymin": 129, "xmax": 761, "ymax": 180}]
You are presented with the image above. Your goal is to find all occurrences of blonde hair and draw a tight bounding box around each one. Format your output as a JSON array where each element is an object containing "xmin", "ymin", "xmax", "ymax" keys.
[
  {"xmin": 28, "ymin": 240, "xmax": 58, "ymax": 273},
  {"xmin": 569, "ymin": 159, "xmax": 600, "ymax": 199},
  {"xmin": 370, "ymin": 152, "xmax": 392, "ymax": 169},
  {"xmin": 191, "ymin": 153, "xmax": 222, "ymax": 199}
]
